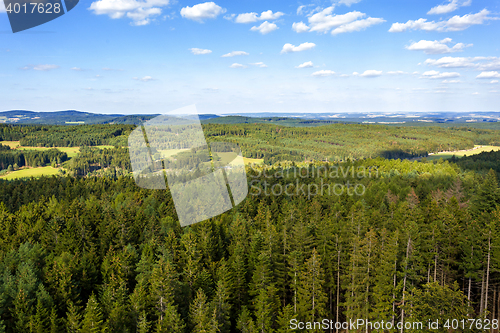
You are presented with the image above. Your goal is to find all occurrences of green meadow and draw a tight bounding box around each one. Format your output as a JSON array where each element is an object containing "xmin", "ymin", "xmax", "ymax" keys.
[{"xmin": 426, "ymin": 145, "xmax": 500, "ymax": 161}]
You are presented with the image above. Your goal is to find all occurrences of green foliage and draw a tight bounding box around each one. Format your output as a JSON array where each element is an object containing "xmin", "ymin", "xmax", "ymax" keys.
[{"xmin": 0, "ymin": 140, "xmax": 499, "ymax": 332}]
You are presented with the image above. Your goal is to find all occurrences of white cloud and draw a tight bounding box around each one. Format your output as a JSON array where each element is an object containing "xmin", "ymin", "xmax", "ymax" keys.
[
  {"xmin": 339, "ymin": 0, "xmax": 362, "ymax": 6},
  {"xmin": 89, "ymin": 0, "xmax": 169, "ymax": 25},
  {"xmin": 406, "ymin": 38, "xmax": 471, "ymax": 54},
  {"xmin": 292, "ymin": 7, "xmax": 384, "ymax": 35},
  {"xmin": 234, "ymin": 12, "xmax": 258, "ymax": 23},
  {"xmin": 229, "ymin": 63, "xmax": 247, "ymax": 68},
  {"xmin": 309, "ymin": 8, "xmax": 364, "ymax": 33},
  {"xmin": 387, "ymin": 71, "xmax": 407, "ymax": 75},
  {"xmin": 331, "ymin": 17, "xmax": 385, "ymax": 35},
  {"xmin": 421, "ymin": 70, "xmax": 460, "ymax": 79},
  {"xmin": 424, "ymin": 56, "xmax": 500, "ymax": 71},
  {"xmin": 297, "ymin": 5, "xmax": 306, "ymax": 15},
  {"xmin": 472, "ymin": 92, "xmax": 480, "ymax": 95},
  {"xmin": 234, "ymin": 10, "xmax": 283, "ymax": 23},
  {"xmin": 442, "ymin": 79, "xmax": 461, "ymax": 83},
  {"xmin": 180, "ymin": 2, "xmax": 225, "ymax": 22},
  {"xmin": 476, "ymin": 71, "xmax": 500, "ymax": 79},
  {"xmin": 360, "ymin": 70, "xmax": 382, "ymax": 77},
  {"xmin": 281, "ymin": 42, "xmax": 316, "ymax": 54},
  {"xmin": 22, "ymin": 64, "xmax": 60, "ymax": 71},
  {"xmin": 190, "ymin": 48, "xmax": 212, "ymax": 55},
  {"xmin": 296, "ymin": 61, "xmax": 314, "ymax": 68},
  {"xmin": 260, "ymin": 10, "xmax": 284, "ymax": 21},
  {"xmin": 250, "ymin": 62, "xmax": 268, "ymax": 68},
  {"xmin": 221, "ymin": 51, "xmax": 249, "ymax": 57},
  {"xmin": 312, "ymin": 70, "xmax": 336, "ymax": 77},
  {"xmin": 428, "ymin": 0, "xmax": 471, "ymax": 15},
  {"xmin": 0, "ymin": 2, "xmax": 5, "ymax": 12},
  {"xmin": 250, "ymin": 21, "xmax": 278, "ymax": 34},
  {"xmin": 491, "ymin": 80, "xmax": 499, "ymax": 84},
  {"xmin": 71, "ymin": 67, "xmax": 83, "ymax": 71},
  {"xmin": 292, "ymin": 22, "xmax": 310, "ymax": 33},
  {"xmin": 389, "ymin": 9, "xmax": 496, "ymax": 32},
  {"xmin": 133, "ymin": 76, "xmax": 155, "ymax": 81}
]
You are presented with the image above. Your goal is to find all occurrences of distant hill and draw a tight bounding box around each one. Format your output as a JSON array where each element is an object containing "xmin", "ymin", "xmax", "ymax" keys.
[{"xmin": 0, "ymin": 111, "xmax": 221, "ymax": 125}]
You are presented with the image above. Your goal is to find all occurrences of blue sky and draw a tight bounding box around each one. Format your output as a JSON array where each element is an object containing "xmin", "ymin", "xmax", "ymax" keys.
[{"xmin": 0, "ymin": 0, "xmax": 499, "ymax": 114}]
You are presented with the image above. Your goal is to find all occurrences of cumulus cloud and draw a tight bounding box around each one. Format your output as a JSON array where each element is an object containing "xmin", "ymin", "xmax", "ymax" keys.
[
  {"xmin": 331, "ymin": 17, "xmax": 385, "ymax": 35},
  {"xmin": 359, "ymin": 70, "xmax": 382, "ymax": 77},
  {"xmin": 133, "ymin": 76, "xmax": 155, "ymax": 81},
  {"xmin": 71, "ymin": 67, "xmax": 84, "ymax": 71},
  {"xmin": 406, "ymin": 38, "xmax": 472, "ymax": 54},
  {"xmin": 312, "ymin": 70, "xmax": 336, "ymax": 77},
  {"xmin": 421, "ymin": 70, "xmax": 460, "ymax": 79},
  {"xmin": 250, "ymin": 21, "xmax": 278, "ymax": 34},
  {"xmin": 89, "ymin": 0, "xmax": 169, "ymax": 25},
  {"xmin": 190, "ymin": 48, "xmax": 212, "ymax": 55},
  {"xmin": 281, "ymin": 42, "xmax": 316, "ymax": 54},
  {"xmin": 296, "ymin": 61, "xmax": 314, "ymax": 68},
  {"xmin": 476, "ymin": 71, "xmax": 500, "ymax": 79},
  {"xmin": 180, "ymin": 2, "xmax": 225, "ymax": 22},
  {"xmin": 291, "ymin": 7, "xmax": 384, "ymax": 35},
  {"xmin": 428, "ymin": 0, "xmax": 471, "ymax": 15},
  {"xmin": 442, "ymin": 79, "xmax": 461, "ymax": 83},
  {"xmin": 424, "ymin": 56, "xmax": 500, "ymax": 71},
  {"xmin": 338, "ymin": 0, "xmax": 363, "ymax": 6},
  {"xmin": 234, "ymin": 10, "xmax": 283, "ymax": 23},
  {"xmin": 491, "ymin": 80, "xmax": 499, "ymax": 84},
  {"xmin": 387, "ymin": 71, "xmax": 407, "ymax": 75},
  {"xmin": 292, "ymin": 22, "xmax": 310, "ymax": 33},
  {"xmin": 221, "ymin": 51, "xmax": 249, "ymax": 57},
  {"xmin": 389, "ymin": 9, "xmax": 496, "ymax": 32},
  {"xmin": 22, "ymin": 64, "xmax": 60, "ymax": 71},
  {"xmin": 229, "ymin": 63, "xmax": 247, "ymax": 68},
  {"xmin": 250, "ymin": 62, "xmax": 267, "ymax": 67}
]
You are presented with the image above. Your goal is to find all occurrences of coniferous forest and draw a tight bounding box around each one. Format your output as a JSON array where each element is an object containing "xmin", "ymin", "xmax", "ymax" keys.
[{"xmin": 0, "ymin": 122, "xmax": 499, "ymax": 332}]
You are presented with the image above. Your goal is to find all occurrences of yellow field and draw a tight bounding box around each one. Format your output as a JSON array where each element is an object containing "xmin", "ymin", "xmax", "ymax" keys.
[
  {"xmin": 0, "ymin": 166, "xmax": 61, "ymax": 180},
  {"xmin": 243, "ymin": 157, "xmax": 264, "ymax": 165},
  {"xmin": 0, "ymin": 142, "xmax": 117, "ymax": 158},
  {"xmin": 0, "ymin": 141, "xmax": 20, "ymax": 148},
  {"xmin": 426, "ymin": 145, "xmax": 500, "ymax": 161}
]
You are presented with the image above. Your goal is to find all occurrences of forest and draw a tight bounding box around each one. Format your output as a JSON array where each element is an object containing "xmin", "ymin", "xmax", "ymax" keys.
[{"xmin": 0, "ymin": 122, "xmax": 499, "ymax": 332}]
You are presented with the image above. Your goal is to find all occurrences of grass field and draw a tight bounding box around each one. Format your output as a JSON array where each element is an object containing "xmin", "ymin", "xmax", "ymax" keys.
[
  {"xmin": 0, "ymin": 142, "xmax": 117, "ymax": 158},
  {"xmin": 243, "ymin": 157, "xmax": 264, "ymax": 165},
  {"xmin": 17, "ymin": 146, "xmax": 81, "ymax": 158},
  {"xmin": 426, "ymin": 145, "xmax": 500, "ymax": 161},
  {"xmin": 0, "ymin": 141, "xmax": 20, "ymax": 148},
  {"xmin": 0, "ymin": 166, "xmax": 61, "ymax": 180}
]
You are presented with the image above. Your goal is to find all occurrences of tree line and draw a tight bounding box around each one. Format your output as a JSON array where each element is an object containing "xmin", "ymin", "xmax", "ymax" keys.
[{"xmin": 0, "ymin": 153, "xmax": 498, "ymax": 332}]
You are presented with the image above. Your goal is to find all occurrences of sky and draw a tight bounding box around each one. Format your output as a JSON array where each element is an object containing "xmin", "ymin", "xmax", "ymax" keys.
[{"xmin": 0, "ymin": 0, "xmax": 499, "ymax": 114}]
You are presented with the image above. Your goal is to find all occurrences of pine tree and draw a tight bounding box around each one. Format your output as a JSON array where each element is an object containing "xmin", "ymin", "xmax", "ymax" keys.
[
  {"xmin": 211, "ymin": 277, "xmax": 232, "ymax": 333},
  {"xmin": 65, "ymin": 301, "xmax": 82, "ymax": 333},
  {"xmin": 81, "ymin": 294, "xmax": 106, "ymax": 333},
  {"xmin": 136, "ymin": 311, "xmax": 150, "ymax": 333},
  {"xmin": 276, "ymin": 304, "xmax": 297, "ymax": 333},
  {"xmin": 32, "ymin": 298, "xmax": 49, "ymax": 333},
  {"xmin": 190, "ymin": 289, "xmax": 218, "ymax": 333},
  {"xmin": 373, "ymin": 229, "xmax": 399, "ymax": 324},
  {"xmin": 237, "ymin": 306, "xmax": 257, "ymax": 333},
  {"xmin": 297, "ymin": 248, "xmax": 327, "ymax": 327}
]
